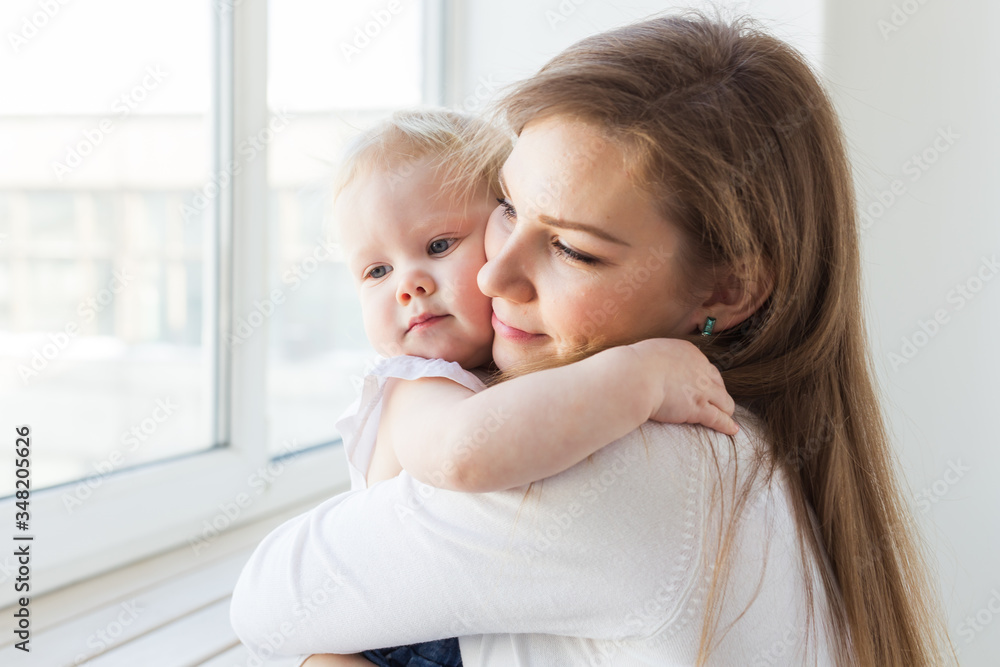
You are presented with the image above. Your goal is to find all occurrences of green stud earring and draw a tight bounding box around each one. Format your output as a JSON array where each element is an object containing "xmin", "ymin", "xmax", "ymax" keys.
[{"xmin": 701, "ymin": 316, "xmax": 716, "ymax": 336}]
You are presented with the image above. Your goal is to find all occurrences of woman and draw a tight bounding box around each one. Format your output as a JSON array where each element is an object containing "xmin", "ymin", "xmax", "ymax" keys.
[{"xmin": 231, "ymin": 12, "xmax": 953, "ymax": 666}]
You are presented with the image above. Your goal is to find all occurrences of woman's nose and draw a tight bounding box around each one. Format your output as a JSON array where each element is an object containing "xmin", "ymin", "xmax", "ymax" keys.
[
  {"xmin": 396, "ymin": 269, "xmax": 436, "ymax": 305},
  {"xmin": 478, "ymin": 230, "xmax": 535, "ymax": 304}
]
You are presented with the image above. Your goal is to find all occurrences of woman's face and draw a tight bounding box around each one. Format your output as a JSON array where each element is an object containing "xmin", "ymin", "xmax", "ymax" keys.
[{"xmin": 478, "ymin": 116, "xmax": 705, "ymax": 371}]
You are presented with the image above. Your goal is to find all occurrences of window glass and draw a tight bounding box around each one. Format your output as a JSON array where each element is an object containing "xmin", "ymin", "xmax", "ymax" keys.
[{"xmin": 0, "ymin": 0, "xmax": 214, "ymax": 494}]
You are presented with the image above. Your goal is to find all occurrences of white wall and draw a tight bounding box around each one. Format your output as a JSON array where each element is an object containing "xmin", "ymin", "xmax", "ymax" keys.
[
  {"xmin": 454, "ymin": 1, "xmax": 1000, "ymax": 663},
  {"xmin": 452, "ymin": 0, "xmax": 823, "ymax": 101},
  {"xmin": 824, "ymin": 1, "xmax": 1000, "ymax": 664}
]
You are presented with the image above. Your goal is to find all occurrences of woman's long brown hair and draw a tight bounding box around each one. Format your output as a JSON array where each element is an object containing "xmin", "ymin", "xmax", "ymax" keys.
[{"xmin": 482, "ymin": 11, "xmax": 955, "ymax": 666}]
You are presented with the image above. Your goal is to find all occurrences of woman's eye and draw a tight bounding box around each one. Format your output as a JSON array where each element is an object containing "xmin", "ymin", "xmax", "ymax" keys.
[
  {"xmin": 552, "ymin": 240, "xmax": 598, "ymax": 265},
  {"xmin": 428, "ymin": 238, "xmax": 456, "ymax": 255},
  {"xmin": 365, "ymin": 265, "xmax": 390, "ymax": 279},
  {"xmin": 496, "ymin": 197, "xmax": 517, "ymax": 220}
]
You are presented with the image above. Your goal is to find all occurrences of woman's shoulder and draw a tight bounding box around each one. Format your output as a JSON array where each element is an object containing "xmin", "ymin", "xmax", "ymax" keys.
[
  {"xmin": 522, "ymin": 410, "xmax": 771, "ymax": 525},
  {"xmin": 606, "ymin": 405, "xmax": 770, "ymax": 475},
  {"xmin": 567, "ymin": 406, "xmax": 783, "ymax": 531}
]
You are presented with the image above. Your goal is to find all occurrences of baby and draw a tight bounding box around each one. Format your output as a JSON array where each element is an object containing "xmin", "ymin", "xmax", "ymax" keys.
[{"xmin": 304, "ymin": 109, "xmax": 738, "ymax": 667}]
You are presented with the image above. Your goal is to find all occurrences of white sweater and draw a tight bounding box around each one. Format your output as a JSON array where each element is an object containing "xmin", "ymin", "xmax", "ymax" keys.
[{"xmin": 230, "ymin": 409, "xmax": 839, "ymax": 666}]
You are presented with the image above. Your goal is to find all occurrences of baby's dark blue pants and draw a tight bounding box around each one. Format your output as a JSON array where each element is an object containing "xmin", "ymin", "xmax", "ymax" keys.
[{"xmin": 361, "ymin": 638, "xmax": 462, "ymax": 667}]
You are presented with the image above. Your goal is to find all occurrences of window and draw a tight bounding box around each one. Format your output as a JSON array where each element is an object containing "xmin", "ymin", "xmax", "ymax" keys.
[
  {"xmin": 265, "ymin": 0, "xmax": 427, "ymax": 455},
  {"xmin": 0, "ymin": 0, "xmax": 214, "ymax": 494},
  {"xmin": 0, "ymin": 0, "xmax": 441, "ymax": 600}
]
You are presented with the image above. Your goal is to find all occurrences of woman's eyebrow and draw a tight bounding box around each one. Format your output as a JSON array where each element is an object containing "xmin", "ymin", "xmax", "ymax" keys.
[
  {"xmin": 501, "ymin": 168, "xmax": 631, "ymax": 247},
  {"xmin": 538, "ymin": 215, "xmax": 631, "ymax": 246}
]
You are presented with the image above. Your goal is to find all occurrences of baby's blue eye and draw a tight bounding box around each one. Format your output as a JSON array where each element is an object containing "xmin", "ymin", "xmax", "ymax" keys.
[
  {"xmin": 429, "ymin": 239, "xmax": 455, "ymax": 255},
  {"xmin": 367, "ymin": 265, "xmax": 389, "ymax": 279}
]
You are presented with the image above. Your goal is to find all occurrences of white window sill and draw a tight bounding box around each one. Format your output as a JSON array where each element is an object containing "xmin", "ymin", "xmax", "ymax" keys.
[{"xmin": 0, "ymin": 491, "xmax": 330, "ymax": 666}]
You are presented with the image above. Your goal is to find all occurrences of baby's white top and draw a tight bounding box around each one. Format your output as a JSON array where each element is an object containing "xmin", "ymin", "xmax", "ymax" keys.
[
  {"xmin": 231, "ymin": 360, "xmax": 839, "ymax": 666},
  {"xmin": 336, "ymin": 354, "xmax": 491, "ymax": 491}
]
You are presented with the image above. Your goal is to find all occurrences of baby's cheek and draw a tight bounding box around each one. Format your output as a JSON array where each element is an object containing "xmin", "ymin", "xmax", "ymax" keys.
[
  {"xmin": 360, "ymin": 307, "xmax": 396, "ymax": 356},
  {"xmin": 443, "ymin": 259, "xmax": 488, "ymax": 307}
]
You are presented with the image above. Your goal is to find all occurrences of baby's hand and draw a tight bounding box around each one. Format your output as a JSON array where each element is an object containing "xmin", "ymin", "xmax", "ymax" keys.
[{"xmin": 627, "ymin": 338, "xmax": 739, "ymax": 436}]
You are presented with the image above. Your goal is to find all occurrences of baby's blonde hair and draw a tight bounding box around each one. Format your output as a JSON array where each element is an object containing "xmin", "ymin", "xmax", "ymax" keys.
[{"xmin": 333, "ymin": 108, "xmax": 512, "ymax": 205}]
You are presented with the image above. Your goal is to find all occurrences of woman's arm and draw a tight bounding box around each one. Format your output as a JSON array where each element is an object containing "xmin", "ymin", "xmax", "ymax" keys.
[
  {"xmin": 384, "ymin": 338, "xmax": 736, "ymax": 492},
  {"xmin": 230, "ymin": 421, "xmax": 711, "ymax": 657}
]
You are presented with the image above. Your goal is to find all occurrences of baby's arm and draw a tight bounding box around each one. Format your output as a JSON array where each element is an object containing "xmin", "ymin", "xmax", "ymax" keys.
[{"xmin": 381, "ymin": 338, "xmax": 736, "ymax": 493}]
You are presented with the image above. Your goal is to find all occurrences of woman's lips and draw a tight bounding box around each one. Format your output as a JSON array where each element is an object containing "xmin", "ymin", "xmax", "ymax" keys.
[{"xmin": 491, "ymin": 312, "xmax": 545, "ymax": 343}]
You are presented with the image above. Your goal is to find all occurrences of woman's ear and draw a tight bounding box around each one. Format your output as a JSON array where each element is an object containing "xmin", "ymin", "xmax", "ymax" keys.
[{"xmin": 696, "ymin": 259, "xmax": 773, "ymax": 334}]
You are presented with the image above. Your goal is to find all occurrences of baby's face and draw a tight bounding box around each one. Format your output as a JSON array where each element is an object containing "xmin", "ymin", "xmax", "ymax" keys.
[{"xmin": 336, "ymin": 159, "xmax": 496, "ymax": 368}]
